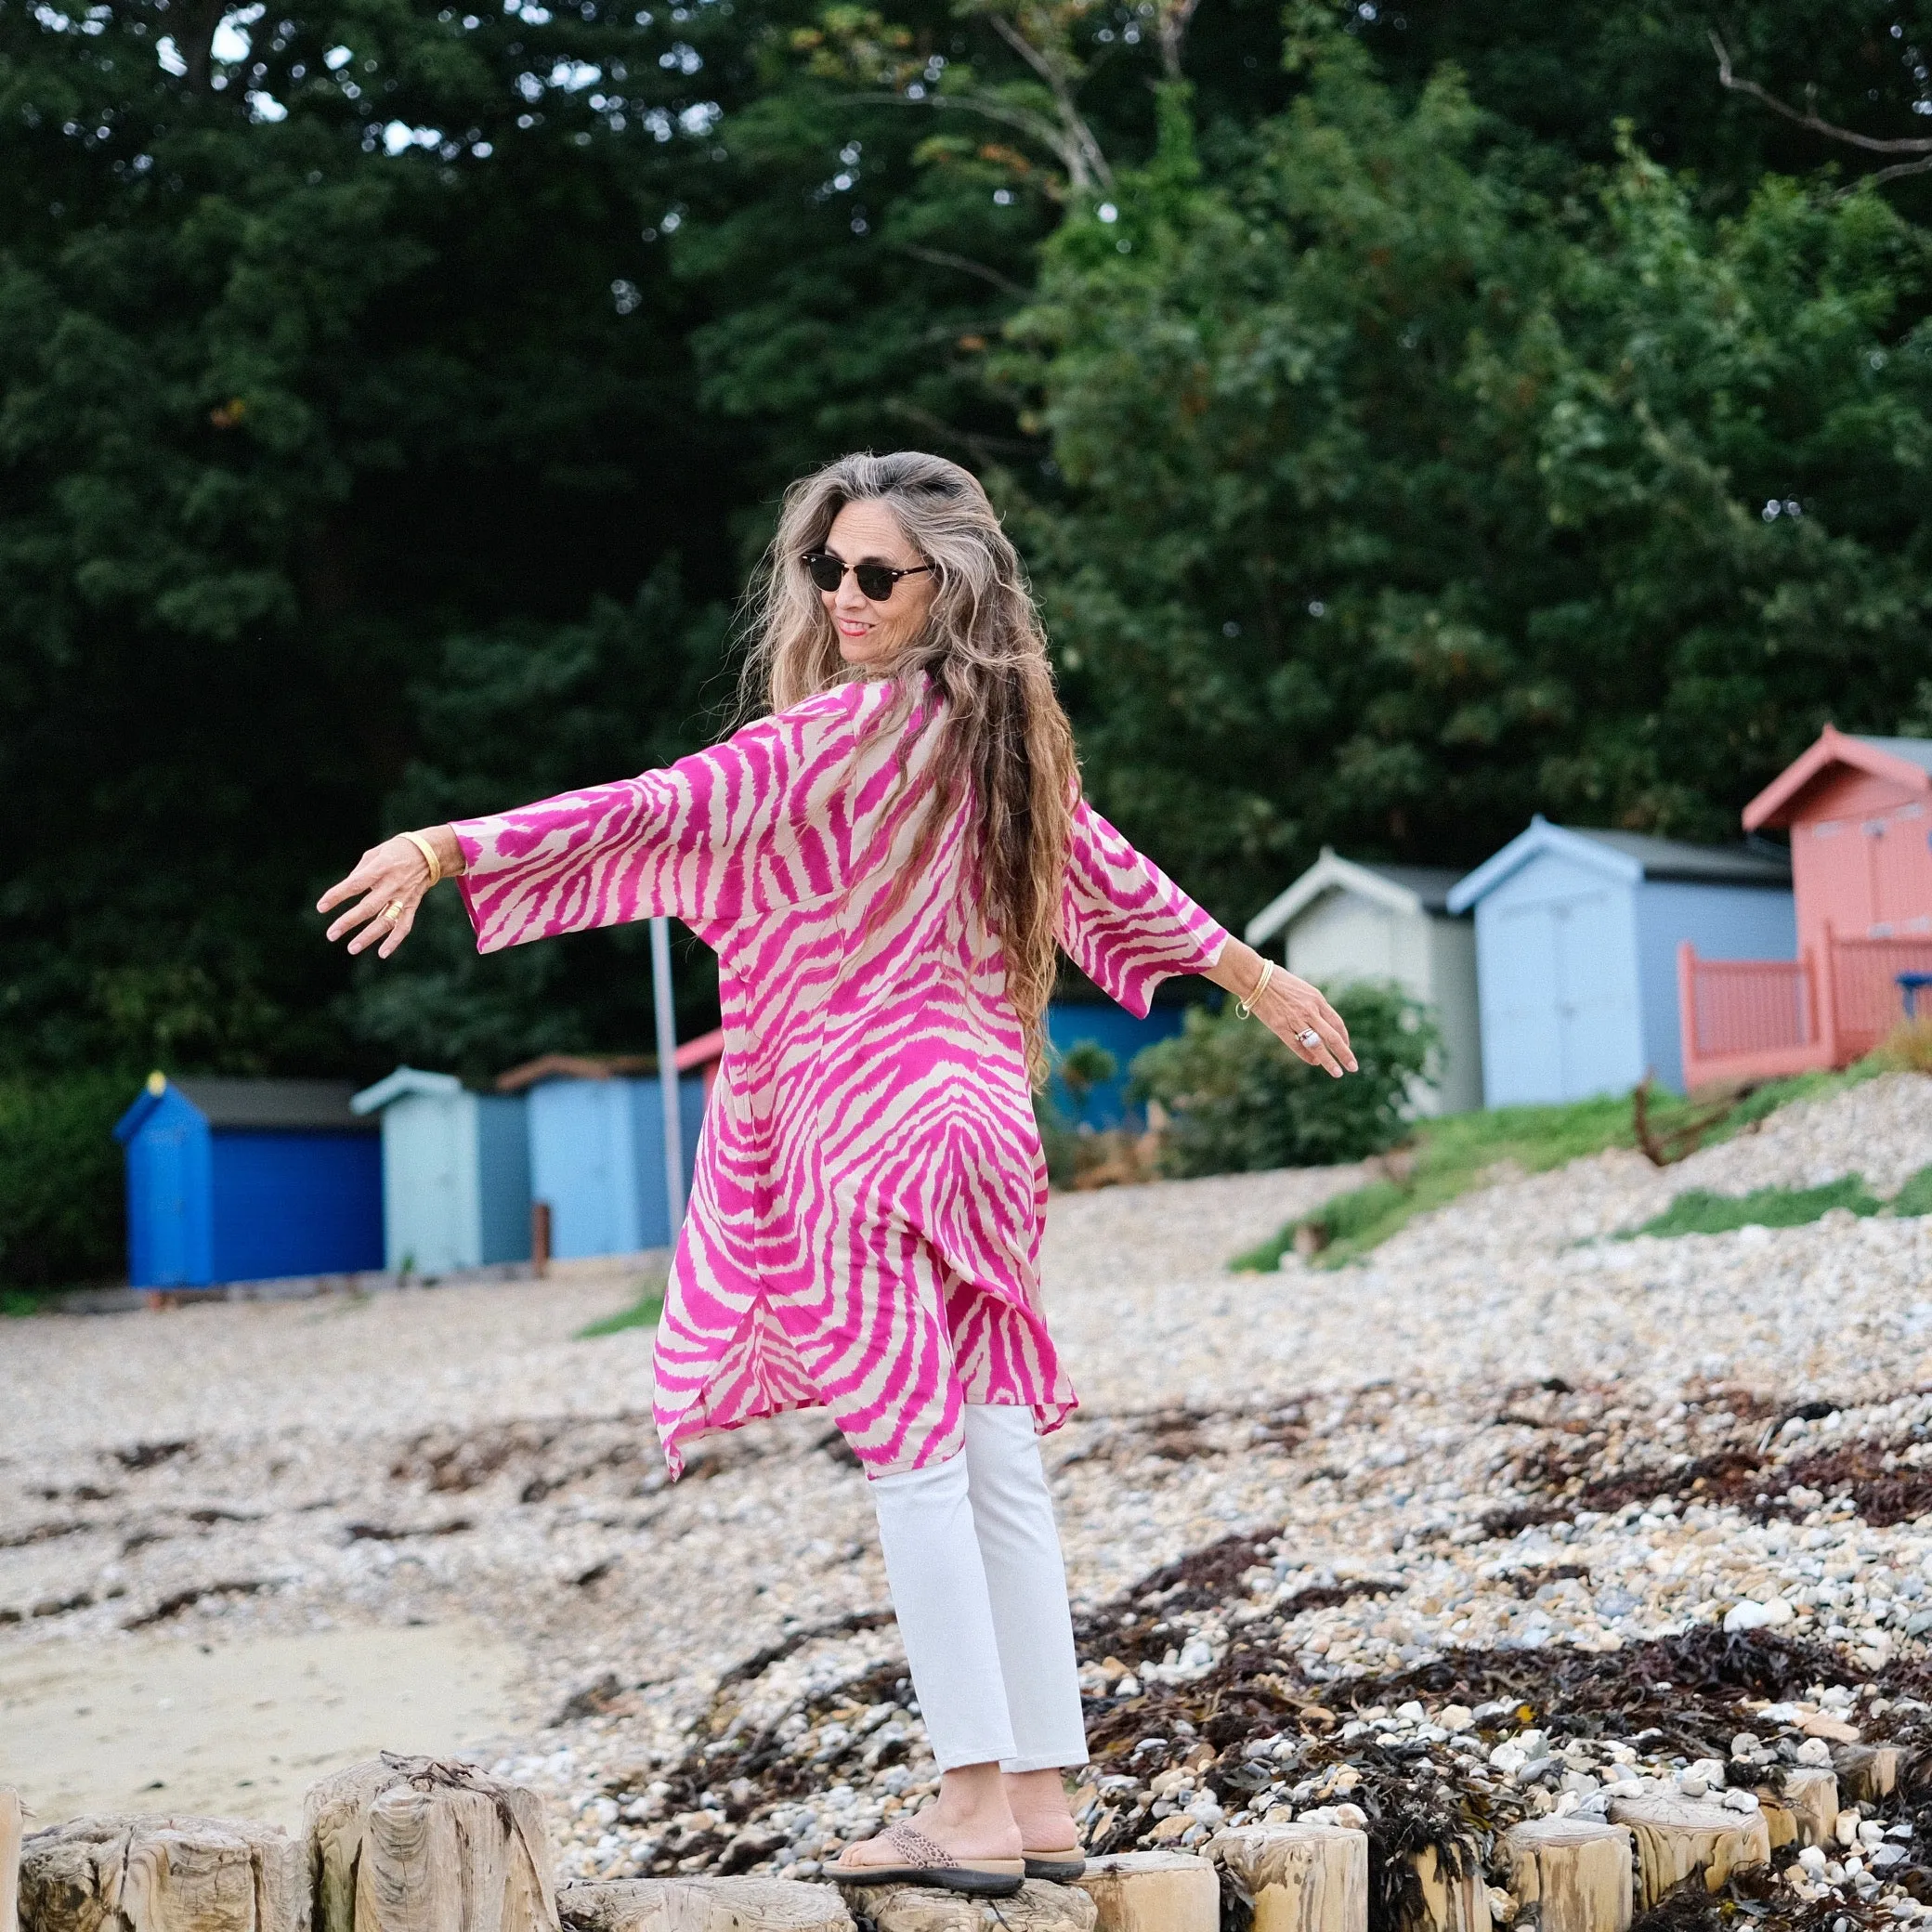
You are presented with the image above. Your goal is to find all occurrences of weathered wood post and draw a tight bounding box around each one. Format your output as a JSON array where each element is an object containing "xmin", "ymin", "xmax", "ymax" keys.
[
  {"xmin": 1208, "ymin": 1824, "xmax": 1369, "ymax": 1932},
  {"xmin": 1504, "ymin": 1818, "xmax": 1632, "ymax": 1932},
  {"xmin": 830, "ymin": 1882, "xmax": 1094, "ymax": 1932},
  {"xmin": 1780, "ymin": 1769, "xmax": 1839, "ymax": 1849},
  {"xmin": 1605, "ymin": 1796, "xmax": 1769, "ymax": 1908},
  {"xmin": 559, "ymin": 1876, "xmax": 855, "ymax": 1932},
  {"xmin": 18, "ymin": 1815, "xmax": 307, "ymax": 1932},
  {"xmin": 2, "ymin": 1790, "xmax": 22, "ymax": 1932},
  {"xmin": 306, "ymin": 1756, "xmax": 556, "ymax": 1932},
  {"xmin": 1399, "ymin": 1845, "xmax": 1486, "ymax": 1932},
  {"xmin": 1073, "ymin": 1853, "xmax": 1219, "ymax": 1932}
]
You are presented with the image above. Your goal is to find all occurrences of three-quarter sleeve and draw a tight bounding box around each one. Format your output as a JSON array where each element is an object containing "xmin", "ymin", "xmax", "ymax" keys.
[
  {"xmin": 1059, "ymin": 799, "xmax": 1229, "ymax": 1017},
  {"xmin": 451, "ymin": 680, "xmax": 890, "ymax": 953}
]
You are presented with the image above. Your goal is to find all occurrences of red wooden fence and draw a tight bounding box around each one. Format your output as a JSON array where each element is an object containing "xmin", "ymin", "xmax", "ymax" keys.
[{"xmin": 1679, "ymin": 928, "xmax": 1932, "ymax": 1091}]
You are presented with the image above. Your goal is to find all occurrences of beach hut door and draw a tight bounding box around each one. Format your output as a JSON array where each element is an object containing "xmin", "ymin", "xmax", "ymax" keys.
[{"xmin": 135, "ymin": 1116, "xmax": 193, "ymax": 1286}]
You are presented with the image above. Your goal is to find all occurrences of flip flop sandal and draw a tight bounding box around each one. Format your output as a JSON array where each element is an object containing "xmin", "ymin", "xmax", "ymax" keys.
[
  {"xmin": 1023, "ymin": 1852, "xmax": 1087, "ymax": 1883},
  {"xmin": 831, "ymin": 1823, "xmax": 1026, "ymax": 1897}
]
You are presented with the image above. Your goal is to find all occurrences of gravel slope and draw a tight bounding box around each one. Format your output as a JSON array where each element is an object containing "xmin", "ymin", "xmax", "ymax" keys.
[{"xmin": 4, "ymin": 1072, "xmax": 1931, "ymax": 1925}]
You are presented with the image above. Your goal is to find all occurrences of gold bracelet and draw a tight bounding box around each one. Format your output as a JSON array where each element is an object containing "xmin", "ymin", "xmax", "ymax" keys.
[
  {"xmin": 401, "ymin": 829, "xmax": 442, "ymax": 888},
  {"xmin": 1236, "ymin": 958, "xmax": 1275, "ymax": 1019}
]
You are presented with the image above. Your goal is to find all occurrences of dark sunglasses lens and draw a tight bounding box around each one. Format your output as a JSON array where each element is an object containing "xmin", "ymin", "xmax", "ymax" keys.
[
  {"xmin": 804, "ymin": 553, "xmax": 843, "ymax": 593},
  {"xmin": 854, "ymin": 566, "xmax": 900, "ymax": 600}
]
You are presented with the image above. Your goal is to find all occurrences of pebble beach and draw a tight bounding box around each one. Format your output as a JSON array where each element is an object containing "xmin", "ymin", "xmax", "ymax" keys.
[{"xmin": 6, "ymin": 1070, "xmax": 1932, "ymax": 1926}]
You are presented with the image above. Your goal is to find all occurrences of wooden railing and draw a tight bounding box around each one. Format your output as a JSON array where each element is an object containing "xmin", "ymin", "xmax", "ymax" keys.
[{"xmin": 1679, "ymin": 928, "xmax": 1932, "ymax": 1090}]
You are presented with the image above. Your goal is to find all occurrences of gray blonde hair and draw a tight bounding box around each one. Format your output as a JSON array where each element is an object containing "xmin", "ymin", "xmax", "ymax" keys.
[{"xmin": 738, "ymin": 451, "xmax": 1079, "ymax": 1086}]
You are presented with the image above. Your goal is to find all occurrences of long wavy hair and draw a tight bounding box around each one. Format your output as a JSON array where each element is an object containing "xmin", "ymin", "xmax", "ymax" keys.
[{"xmin": 738, "ymin": 451, "xmax": 1078, "ymax": 1086}]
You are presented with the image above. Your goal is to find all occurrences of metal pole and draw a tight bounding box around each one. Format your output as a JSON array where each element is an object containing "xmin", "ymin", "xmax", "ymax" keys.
[{"xmin": 650, "ymin": 916, "xmax": 685, "ymax": 1234}]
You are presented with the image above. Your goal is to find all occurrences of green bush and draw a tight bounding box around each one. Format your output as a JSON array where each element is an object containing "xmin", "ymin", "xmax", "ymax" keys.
[
  {"xmin": 0, "ymin": 1071, "xmax": 131, "ymax": 1292},
  {"xmin": 1129, "ymin": 983, "xmax": 1437, "ymax": 1177}
]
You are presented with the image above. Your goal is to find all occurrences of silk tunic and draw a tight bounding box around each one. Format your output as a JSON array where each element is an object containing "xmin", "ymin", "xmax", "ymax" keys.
[{"xmin": 452, "ymin": 674, "xmax": 1229, "ymax": 1478}]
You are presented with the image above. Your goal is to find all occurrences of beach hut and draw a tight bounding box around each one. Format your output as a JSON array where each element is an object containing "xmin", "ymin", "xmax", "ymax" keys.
[
  {"xmin": 1678, "ymin": 728, "xmax": 1932, "ymax": 1084},
  {"xmin": 499, "ymin": 1038, "xmax": 721, "ymax": 1260},
  {"xmin": 1044, "ymin": 1001, "xmax": 1186, "ymax": 1129},
  {"xmin": 1244, "ymin": 848, "xmax": 1482, "ymax": 1115},
  {"xmin": 1446, "ymin": 818, "xmax": 1793, "ymax": 1104},
  {"xmin": 349, "ymin": 1068, "xmax": 532, "ymax": 1274},
  {"xmin": 113, "ymin": 1075, "xmax": 383, "ymax": 1288}
]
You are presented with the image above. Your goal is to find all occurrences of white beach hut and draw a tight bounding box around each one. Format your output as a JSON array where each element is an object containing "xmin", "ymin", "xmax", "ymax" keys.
[{"xmin": 1244, "ymin": 847, "xmax": 1482, "ymax": 1114}]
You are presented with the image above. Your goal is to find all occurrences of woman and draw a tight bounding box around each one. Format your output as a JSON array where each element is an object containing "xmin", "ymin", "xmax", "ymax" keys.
[{"xmin": 320, "ymin": 451, "xmax": 1355, "ymax": 1897}]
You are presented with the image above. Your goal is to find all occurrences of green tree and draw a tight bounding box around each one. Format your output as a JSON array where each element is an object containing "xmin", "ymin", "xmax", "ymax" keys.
[{"xmin": 1009, "ymin": 25, "xmax": 1932, "ymax": 925}]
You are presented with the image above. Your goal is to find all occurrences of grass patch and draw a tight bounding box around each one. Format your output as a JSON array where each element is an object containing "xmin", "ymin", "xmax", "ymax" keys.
[
  {"xmin": 1895, "ymin": 1165, "xmax": 1932, "ymax": 1219},
  {"xmin": 576, "ymin": 1282, "xmax": 665, "ymax": 1338},
  {"xmin": 1629, "ymin": 1175, "xmax": 1882, "ymax": 1240},
  {"xmin": 1231, "ymin": 1061, "xmax": 1883, "ymax": 1274}
]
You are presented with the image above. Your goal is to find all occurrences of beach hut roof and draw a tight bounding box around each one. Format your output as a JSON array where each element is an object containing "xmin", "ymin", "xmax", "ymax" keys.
[
  {"xmin": 1743, "ymin": 725, "xmax": 1932, "ymax": 830},
  {"xmin": 494, "ymin": 1029, "xmax": 727, "ymax": 1094},
  {"xmin": 1446, "ymin": 816, "xmax": 1790, "ymax": 915},
  {"xmin": 115, "ymin": 1074, "xmax": 372, "ymax": 1142},
  {"xmin": 1245, "ymin": 848, "xmax": 1466, "ymax": 947},
  {"xmin": 350, "ymin": 1066, "xmax": 465, "ymax": 1115}
]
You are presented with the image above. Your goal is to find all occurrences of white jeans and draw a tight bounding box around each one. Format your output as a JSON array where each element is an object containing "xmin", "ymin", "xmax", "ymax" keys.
[{"xmin": 866, "ymin": 1404, "xmax": 1089, "ymax": 1774}]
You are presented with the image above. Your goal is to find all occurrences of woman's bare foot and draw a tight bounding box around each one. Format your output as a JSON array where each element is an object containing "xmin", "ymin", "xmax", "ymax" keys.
[
  {"xmin": 1003, "ymin": 1768, "xmax": 1079, "ymax": 1854},
  {"xmin": 835, "ymin": 1763, "xmax": 1024, "ymax": 1870}
]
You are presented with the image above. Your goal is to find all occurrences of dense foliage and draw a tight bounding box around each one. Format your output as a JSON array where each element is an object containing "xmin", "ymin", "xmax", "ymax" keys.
[
  {"xmin": 1129, "ymin": 980, "xmax": 1436, "ymax": 1173},
  {"xmin": 4, "ymin": 0, "xmax": 1932, "ymax": 1172}
]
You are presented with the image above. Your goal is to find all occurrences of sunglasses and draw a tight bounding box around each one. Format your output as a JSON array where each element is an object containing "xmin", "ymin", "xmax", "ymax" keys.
[{"xmin": 803, "ymin": 550, "xmax": 933, "ymax": 602}]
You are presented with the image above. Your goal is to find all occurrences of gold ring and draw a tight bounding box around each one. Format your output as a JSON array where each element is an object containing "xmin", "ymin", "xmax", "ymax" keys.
[{"xmin": 382, "ymin": 900, "xmax": 406, "ymax": 923}]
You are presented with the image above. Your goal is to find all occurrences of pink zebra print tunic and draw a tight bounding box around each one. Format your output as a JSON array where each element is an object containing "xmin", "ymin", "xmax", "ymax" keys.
[{"xmin": 452, "ymin": 674, "xmax": 1228, "ymax": 1479}]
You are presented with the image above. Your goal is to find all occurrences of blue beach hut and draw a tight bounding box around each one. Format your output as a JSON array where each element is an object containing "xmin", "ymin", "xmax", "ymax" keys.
[
  {"xmin": 350, "ymin": 1068, "xmax": 531, "ymax": 1274},
  {"xmin": 499, "ymin": 1054, "xmax": 710, "ymax": 1260},
  {"xmin": 1044, "ymin": 1001, "xmax": 1186, "ymax": 1129},
  {"xmin": 114, "ymin": 1075, "xmax": 384, "ymax": 1288},
  {"xmin": 1446, "ymin": 818, "xmax": 1794, "ymax": 1104}
]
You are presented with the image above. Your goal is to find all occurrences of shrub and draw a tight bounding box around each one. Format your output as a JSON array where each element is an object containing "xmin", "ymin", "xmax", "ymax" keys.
[
  {"xmin": 1129, "ymin": 982, "xmax": 1437, "ymax": 1177},
  {"xmin": 0, "ymin": 1071, "xmax": 131, "ymax": 1291}
]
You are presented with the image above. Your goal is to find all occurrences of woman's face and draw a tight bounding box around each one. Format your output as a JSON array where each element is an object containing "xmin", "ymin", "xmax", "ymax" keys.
[{"xmin": 819, "ymin": 499, "xmax": 937, "ymax": 670}]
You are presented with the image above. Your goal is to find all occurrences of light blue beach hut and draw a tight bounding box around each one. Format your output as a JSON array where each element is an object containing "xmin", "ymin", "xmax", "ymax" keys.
[
  {"xmin": 499, "ymin": 1053, "xmax": 711, "ymax": 1260},
  {"xmin": 349, "ymin": 1067, "xmax": 531, "ymax": 1273},
  {"xmin": 1446, "ymin": 818, "xmax": 1793, "ymax": 1104}
]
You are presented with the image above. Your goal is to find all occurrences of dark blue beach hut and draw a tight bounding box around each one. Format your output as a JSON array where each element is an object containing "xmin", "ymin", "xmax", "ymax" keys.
[{"xmin": 113, "ymin": 1075, "xmax": 384, "ymax": 1288}]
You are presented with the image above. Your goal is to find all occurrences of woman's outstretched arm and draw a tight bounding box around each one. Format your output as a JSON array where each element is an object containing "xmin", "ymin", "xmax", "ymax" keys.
[
  {"xmin": 317, "ymin": 681, "xmax": 889, "ymax": 962},
  {"xmin": 1201, "ymin": 933, "xmax": 1356, "ymax": 1079},
  {"xmin": 1059, "ymin": 799, "xmax": 1356, "ymax": 1078},
  {"xmin": 318, "ymin": 825, "xmax": 465, "ymax": 960}
]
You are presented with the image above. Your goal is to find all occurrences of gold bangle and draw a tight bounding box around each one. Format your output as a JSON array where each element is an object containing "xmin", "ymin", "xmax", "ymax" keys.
[
  {"xmin": 401, "ymin": 829, "xmax": 442, "ymax": 888},
  {"xmin": 1236, "ymin": 958, "xmax": 1274, "ymax": 1019}
]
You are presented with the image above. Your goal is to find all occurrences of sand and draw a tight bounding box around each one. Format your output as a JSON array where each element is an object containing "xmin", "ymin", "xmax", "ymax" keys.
[{"xmin": 0, "ymin": 1620, "xmax": 524, "ymax": 1831}]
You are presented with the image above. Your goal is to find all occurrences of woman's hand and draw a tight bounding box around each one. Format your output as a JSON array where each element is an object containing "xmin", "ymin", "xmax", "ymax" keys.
[
  {"xmin": 317, "ymin": 828, "xmax": 461, "ymax": 959},
  {"xmin": 1206, "ymin": 938, "xmax": 1357, "ymax": 1078}
]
